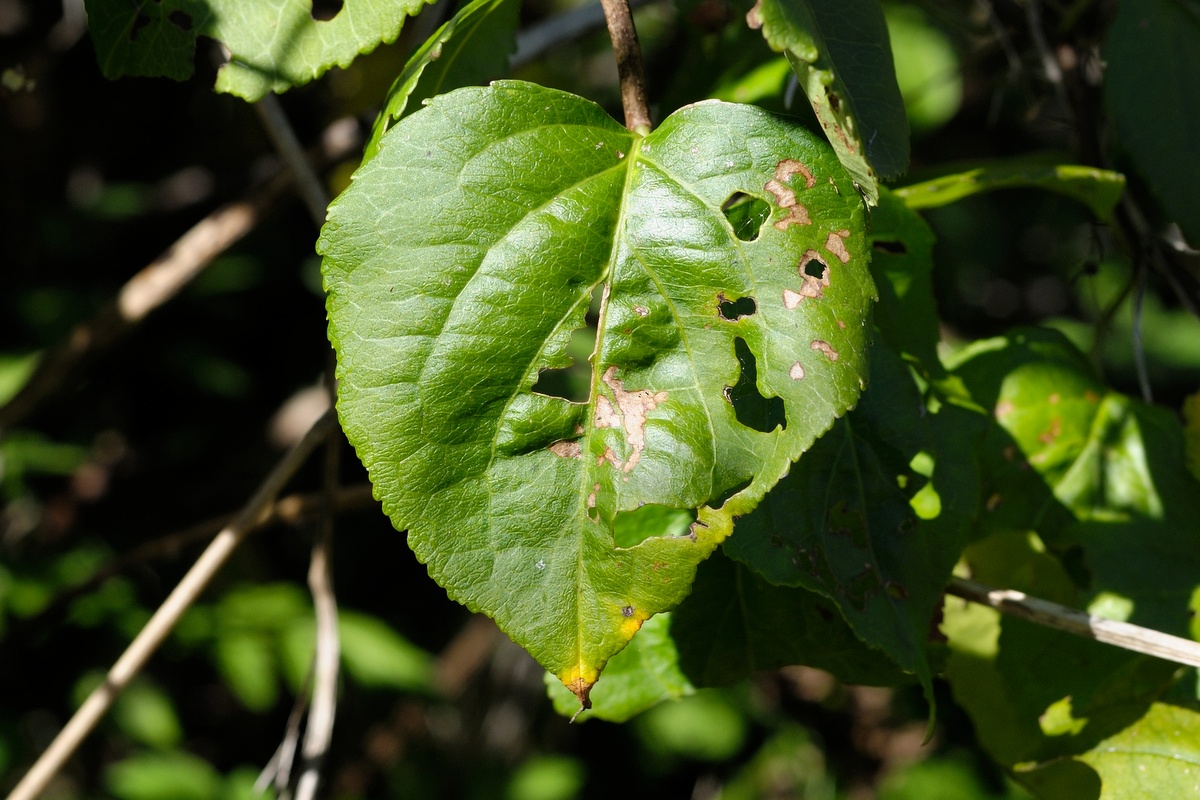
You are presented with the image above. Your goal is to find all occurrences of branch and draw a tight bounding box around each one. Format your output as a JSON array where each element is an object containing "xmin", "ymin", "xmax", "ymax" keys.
[
  {"xmin": 4, "ymin": 410, "xmax": 338, "ymax": 800},
  {"xmin": 598, "ymin": 0, "xmax": 651, "ymax": 134},
  {"xmin": 946, "ymin": 577, "xmax": 1200, "ymax": 669},
  {"xmin": 255, "ymin": 95, "xmax": 330, "ymax": 227}
]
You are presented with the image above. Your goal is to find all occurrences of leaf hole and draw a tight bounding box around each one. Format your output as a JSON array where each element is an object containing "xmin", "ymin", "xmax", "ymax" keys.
[
  {"xmin": 721, "ymin": 192, "xmax": 770, "ymax": 241},
  {"xmin": 531, "ymin": 286, "xmax": 602, "ymax": 403},
  {"xmin": 873, "ymin": 239, "xmax": 907, "ymax": 255},
  {"xmin": 168, "ymin": 10, "xmax": 193, "ymax": 31},
  {"xmin": 717, "ymin": 293, "xmax": 756, "ymax": 320},
  {"xmin": 613, "ymin": 504, "xmax": 696, "ymax": 547},
  {"xmin": 129, "ymin": 11, "xmax": 151, "ymax": 41},
  {"xmin": 725, "ymin": 338, "xmax": 786, "ymax": 433},
  {"xmin": 802, "ymin": 257, "xmax": 827, "ymax": 280},
  {"xmin": 310, "ymin": 0, "xmax": 344, "ymax": 21}
]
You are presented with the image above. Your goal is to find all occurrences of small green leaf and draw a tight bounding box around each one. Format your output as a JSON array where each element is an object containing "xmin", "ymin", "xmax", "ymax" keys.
[
  {"xmin": 321, "ymin": 81, "xmax": 874, "ymax": 706},
  {"xmin": 106, "ymin": 752, "xmax": 222, "ymax": 800},
  {"xmin": 747, "ymin": 0, "xmax": 910, "ymax": 200},
  {"xmin": 334, "ymin": 611, "xmax": 435, "ymax": 691},
  {"xmin": 84, "ymin": 0, "xmax": 432, "ymax": 100},
  {"xmin": 895, "ymin": 159, "xmax": 1126, "ymax": 222},
  {"xmin": 1105, "ymin": 0, "xmax": 1200, "ymax": 244},
  {"xmin": 363, "ymin": 0, "xmax": 519, "ymax": 164}
]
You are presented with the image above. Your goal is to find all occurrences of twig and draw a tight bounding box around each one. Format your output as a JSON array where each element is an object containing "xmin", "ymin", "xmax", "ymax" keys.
[
  {"xmin": 1022, "ymin": 0, "xmax": 1072, "ymax": 122},
  {"xmin": 4, "ymin": 410, "xmax": 338, "ymax": 800},
  {"xmin": 255, "ymin": 95, "xmax": 329, "ymax": 227},
  {"xmin": 256, "ymin": 665, "xmax": 312, "ymax": 795},
  {"xmin": 946, "ymin": 577, "xmax": 1200, "ymax": 669},
  {"xmin": 598, "ymin": 0, "xmax": 651, "ymax": 134},
  {"xmin": 511, "ymin": 0, "xmax": 656, "ymax": 69},
  {"xmin": 291, "ymin": 388, "xmax": 342, "ymax": 800},
  {"xmin": 0, "ymin": 179, "xmax": 284, "ymax": 435}
]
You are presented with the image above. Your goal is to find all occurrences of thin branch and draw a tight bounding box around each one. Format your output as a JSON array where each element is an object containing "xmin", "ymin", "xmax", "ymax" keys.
[
  {"xmin": 511, "ymin": 0, "xmax": 656, "ymax": 69},
  {"xmin": 256, "ymin": 665, "xmax": 312, "ymax": 795},
  {"xmin": 946, "ymin": 577, "xmax": 1200, "ymax": 669},
  {"xmin": 255, "ymin": 95, "xmax": 330, "ymax": 227},
  {"xmin": 4, "ymin": 410, "xmax": 338, "ymax": 800},
  {"xmin": 0, "ymin": 179, "xmax": 284, "ymax": 435},
  {"xmin": 292, "ymin": 389, "xmax": 342, "ymax": 800},
  {"xmin": 598, "ymin": 0, "xmax": 652, "ymax": 134}
]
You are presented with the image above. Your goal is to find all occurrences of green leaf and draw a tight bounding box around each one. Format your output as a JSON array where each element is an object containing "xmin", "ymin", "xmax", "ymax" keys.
[
  {"xmin": 868, "ymin": 189, "xmax": 941, "ymax": 373},
  {"xmin": 724, "ymin": 343, "xmax": 977, "ymax": 704},
  {"xmin": 363, "ymin": 0, "xmax": 519, "ymax": 164},
  {"xmin": 321, "ymin": 81, "xmax": 874, "ymax": 706},
  {"xmin": 1104, "ymin": 0, "xmax": 1200, "ymax": 244},
  {"xmin": 83, "ymin": 0, "xmax": 431, "ymax": 100},
  {"xmin": 670, "ymin": 549, "xmax": 913, "ymax": 687},
  {"xmin": 1077, "ymin": 703, "xmax": 1200, "ymax": 799},
  {"xmin": 332, "ymin": 611, "xmax": 435, "ymax": 691},
  {"xmin": 106, "ymin": 752, "xmax": 222, "ymax": 800},
  {"xmin": 895, "ymin": 159, "xmax": 1126, "ymax": 223},
  {"xmin": 942, "ymin": 329, "xmax": 1200, "ymax": 794},
  {"xmin": 545, "ymin": 613, "xmax": 695, "ymax": 723},
  {"xmin": 747, "ymin": 0, "xmax": 910, "ymax": 201}
]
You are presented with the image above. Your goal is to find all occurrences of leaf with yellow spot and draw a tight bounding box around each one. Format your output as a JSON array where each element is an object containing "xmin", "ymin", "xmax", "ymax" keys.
[{"xmin": 321, "ymin": 82, "xmax": 873, "ymax": 707}]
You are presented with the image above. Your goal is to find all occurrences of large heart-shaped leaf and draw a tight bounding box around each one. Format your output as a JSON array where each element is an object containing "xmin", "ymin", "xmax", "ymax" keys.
[{"xmin": 320, "ymin": 81, "xmax": 874, "ymax": 705}]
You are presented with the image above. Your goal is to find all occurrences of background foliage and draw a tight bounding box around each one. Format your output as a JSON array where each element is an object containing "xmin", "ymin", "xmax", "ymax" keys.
[{"xmin": 2, "ymin": 0, "xmax": 1199, "ymax": 798}]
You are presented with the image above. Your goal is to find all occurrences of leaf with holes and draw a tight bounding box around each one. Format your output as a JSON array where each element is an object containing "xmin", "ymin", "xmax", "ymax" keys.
[
  {"xmin": 320, "ymin": 81, "xmax": 874, "ymax": 706},
  {"xmin": 84, "ymin": 0, "xmax": 433, "ymax": 100},
  {"xmin": 747, "ymin": 0, "xmax": 909, "ymax": 202}
]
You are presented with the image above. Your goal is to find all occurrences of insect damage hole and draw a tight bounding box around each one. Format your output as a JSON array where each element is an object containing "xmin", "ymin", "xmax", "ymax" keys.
[
  {"xmin": 613, "ymin": 504, "xmax": 696, "ymax": 547},
  {"xmin": 721, "ymin": 192, "xmax": 770, "ymax": 242},
  {"xmin": 310, "ymin": 0, "xmax": 344, "ymax": 20},
  {"xmin": 718, "ymin": 293, "xmax": 757, "ymax": 320},
  {"xmin": 532, "ymin": 285, "xmax": 603, "ymax": 403},
  {"xmin": 725, "ymin": 338, "xmax": 786, "ymax": 433}
]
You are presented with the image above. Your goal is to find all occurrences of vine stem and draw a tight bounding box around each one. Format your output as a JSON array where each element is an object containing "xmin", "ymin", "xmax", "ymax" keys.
[
  {"xmin": 4, "ymin": 410, "xmax": 338, "ymax": 800},
  {"xmin": 946, "ymin": 577, "xmax": 1200, "ymax": 669},
  {"xmin": 598, "ymin": 0, "xmax": 652, "ymax": 134}
]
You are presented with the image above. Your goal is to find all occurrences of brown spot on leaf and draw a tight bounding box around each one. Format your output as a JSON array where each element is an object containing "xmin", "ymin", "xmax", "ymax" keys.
[
  {"xmin": 1038, "ymin": 417, "xmax": 1063, "ymax": 444},
  {"xmin": 773, "ymin": 205, "xmax": 811, "ymax": 230},
  {"xmin": 790, "ymin": 362, "xmax": 806, "ymax": 380},
  {"xmin": 783, "ymin": 289, "xmax": 803, "ymax": 309},
  {"xmin": 811, "ymin": 340, "xmax": 839, "ymax": 361},
  {"xmin": 587, "ymin": 483, "xmax": 599, "ymax": 509},
  {"xmin": 595, "ymin": 367, "xmax": 667, "ymax": 473},
  {"xmin": 634, "ymin": 305, "xmax": 649, "ymax": 317},
  {"xmin": 824, "ymin": 230, "xmax": 851, "ymax": 263},
  {"xmin": 764, "ymin": 178, "xmax": 796, "ymax": 208},
  {"xmin": 775, "ymin": 158, "xmax": 816, "ymax": 189},
  {"xmin": 549, "ymin": 440, "xmax": 582, "ymax": 459},
  {"xmin": 567, "ymin": 678, "xmax": 593, "ymax": 710},
  {"xmin": 994, "ymin": 400, "xmax": 1015, "ymax": 418},
  {"xmin": 1048, "ymin": 393, "xmax": 1061, "ymax": 405},
  {"xmin": 621, "ymin": 605, "xmax": 635, "ymax": 618}
]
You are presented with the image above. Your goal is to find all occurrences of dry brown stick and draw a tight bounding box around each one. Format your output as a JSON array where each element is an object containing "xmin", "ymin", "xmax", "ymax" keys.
[
  {"xmin": 4, "ymin": 409, "xmax": 338, "ymax": 800},
  {"xmin": 598, "ymin": 0, "xmax": 651, "ymax": 134},
  {"xmin": 0, "ymin": 177, "xmax": 285, "ymax": 434},
  {"xmin": 946, "ymin": 576, "xmax": 1200, "ymax": 668},
  {"xmin": 291, "ymin": 420, "xmax": 342, "ymax": 800},
  {"xmin": 255, "ymin": 94, "xmax": 330, "ymax": 227}
]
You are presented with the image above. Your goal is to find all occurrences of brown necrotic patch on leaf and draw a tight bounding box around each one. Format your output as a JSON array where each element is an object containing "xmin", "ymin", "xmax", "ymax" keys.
[
  {"xmin": 811, "ymin": 340, "xmax": 839, "ymax": 361},
  {"xmin": 764, "ymin": 178, "xmax": 796, "ymax": 207},
  {"xmin": 824, "ymin": 230, "xmax": 851, "ymax": 263},
  {"xmin": 790, "ymin": 362, "xmax": 806, "ymax": 380},
  {"xmin": 775, "ymin": 158, "xmax": 816, "ymax": 189},
  {"xmin": 549, "ymin": 440, "xmax": 582, "ymax": 459},
  {"xmin": 595, "ymin": 366, "xmax": 668, "ymax": 473}
]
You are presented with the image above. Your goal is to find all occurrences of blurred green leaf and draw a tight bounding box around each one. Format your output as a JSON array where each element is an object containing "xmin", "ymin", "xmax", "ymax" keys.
[
  {"xmin": 633, "ymin": 691, "xmax": 747, "ymax": 762},
  {"xmin": 215, "ymin": 631, "xmax": 279, "ymax": 711},
  {"xmin": 718, "ymin": 725, "xmax": 836, "ymax": 800},
  {"xmin": 749, "ymin": 0, "xmax": 910, "ymax": 199},
  {"xmin": 505, "ymin": 756, "xmax": 585, "ymax": 800},
  {"xmin": 0, "ymin": 352, "xmax": 38, "ymax": 407},
  {"xmin": 84, "ymin": 0, "xmax": 435, "ymax": 101},
  {"xmin": 113, "ymin": 680, "xmax": 184, "ymax": 749},
  {"xmin": 869, "ymin": 189, "xmax": 941, "ymax": 372},
  {"xmin": 1104, "ymin": 0, "xmax": 1200, "ymax": 244},
  {"xmin": 335, "ymin": 611, "xmax": 435, "ymax": 691},
  {"xmin": 884, "ymin": 4, "xmax": 961, "ymax": 133},
  {"xmin": 106, "ymin": 751, "xmax": 222, "ymax": 800},
  {"xmin": 895, "ymin": 160, "xmax": 1125, "ymax": 222}
]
